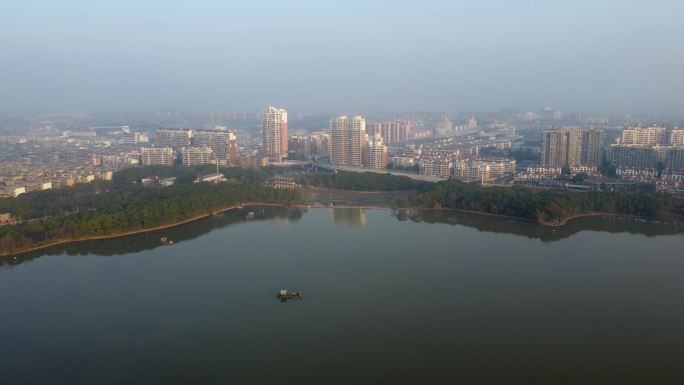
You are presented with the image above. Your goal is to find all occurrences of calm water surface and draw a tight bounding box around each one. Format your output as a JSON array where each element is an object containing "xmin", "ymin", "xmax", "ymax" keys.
[{"xmin": 1, "ymin": 208, "xmax": 683, "ymax": 385}]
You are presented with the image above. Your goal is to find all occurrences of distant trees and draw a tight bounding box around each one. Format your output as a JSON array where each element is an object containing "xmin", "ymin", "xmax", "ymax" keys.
[
  {"xmin": 403, "ymin": 179, "xmax": 684, "ymax": 225},
  {"xmin": 0, "ymin": 166, "xmax": 302, "ymax": 256}
]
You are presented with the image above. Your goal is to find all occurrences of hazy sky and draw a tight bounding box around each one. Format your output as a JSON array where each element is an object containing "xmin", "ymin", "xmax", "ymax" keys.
[{"xmin": 1, "ymin": 0, "xmax": 683, "ymax": 114}]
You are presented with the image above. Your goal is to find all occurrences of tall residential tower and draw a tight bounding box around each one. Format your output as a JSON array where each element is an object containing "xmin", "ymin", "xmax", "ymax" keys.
[
  {"xmin": 540, "ymin": 128, "xmax": 604, "ymax": 168},
  {"xmin": 262, "ymin": 106, "xmax": 288, "ymax": 162},
  {"xmin": 330, "ymin": 116, "xmax": 366, "ymax": 167}
]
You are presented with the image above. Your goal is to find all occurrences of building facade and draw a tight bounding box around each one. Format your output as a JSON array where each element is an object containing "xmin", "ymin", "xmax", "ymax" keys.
[
  {"xmin": 288, "ymin": 133, "xmax": 329, "ymax": 160},
  {"xmin": 193, "ymin": 131, "xmax": 238, "ymax": 165},
  {"xmin": 156, "ymin": 129, "xmax": 192, "ymax": 148},
  {"xmin": 180, "ymin": 147, "xmax": 214, "ymax": 166},
  {"xmin": 621, "ymin": 126, "xmax": 668, "ymax": 145},
  {"xmin": 366, "ymin": 136, "xmax": 388, "ymax": 169},
  {"xmin": 540, "ymin": 129, "xmax": 604, "ymax": 168},
  {"xmin": 140, "ymin": 147, "xmax": 174, "ymax": 166},
  {"xmin": 262, "ymin": 106, "xmax": 288, "ymax": 162},
  {"xmin": 329, "ymin": 116, "xmax": 367, "ymax": 167},
  {"xmin": 453, "ymin": 158, "xmax": 516, "ymax": 183}
]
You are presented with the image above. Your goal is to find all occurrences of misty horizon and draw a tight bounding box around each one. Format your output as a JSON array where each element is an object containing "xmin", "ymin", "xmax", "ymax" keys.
[{"xmin": 2, "ymin": 0, "xmax": 683, "ymax": 114}]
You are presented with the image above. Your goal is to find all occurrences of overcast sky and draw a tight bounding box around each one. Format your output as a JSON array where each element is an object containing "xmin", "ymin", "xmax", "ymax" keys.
[{"xmin": 1, "ymin": 0, "xmax": 683, "ymax": 114}]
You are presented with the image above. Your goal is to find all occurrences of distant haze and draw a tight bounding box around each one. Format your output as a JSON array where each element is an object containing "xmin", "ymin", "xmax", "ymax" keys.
[{"xmin": 1, "ymin": 0, "xmax": 683, "ymax": 114}]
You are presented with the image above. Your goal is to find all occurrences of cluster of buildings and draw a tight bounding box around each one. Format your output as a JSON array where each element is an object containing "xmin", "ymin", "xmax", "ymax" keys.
[
  {"xmin": 0, "ymin": 134, "xmax": 117, "ymax": 197},
  {"xmin": 288, "ymin": 133, "xmax": 329, "ymax": 160},
  {"xmin": 539, "ymin": 128, "xmax": 605, "ymax": 168},
  {"xmin": 415, "ymin": 157, "xmax": 517, "ymax": 181},
  {"xmin": 328, "ymin": 116, "xmax": 388, "ymax": 169},
  {"xmin": 6, "ymin": 106, "xmax": 684, "ymax": 198},
  {"xmin": 610, "ymin": 125, "xmax": 684, "ymax": 178},
  {"xmin": 143, "ymin": 128, "xmax": 238, "ymax": 166}
]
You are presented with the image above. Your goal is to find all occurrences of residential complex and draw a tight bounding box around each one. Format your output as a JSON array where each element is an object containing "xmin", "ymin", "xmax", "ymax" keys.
[
  {"xmin": 193, "ymin": 130, "xmax": 238, "ymax": 165},
  {"xmin": 181, "ymin": 146, "xmax": 214, "ymax": 166},
  {"xmin": 288, "ymin": 133, "xmax": 329, "ymax": 160},
  {"xmin": 540, "ymin": 129, "xmax": 604, "ymax": 168},
  {"xmin": 156, "ymin": 129, "xmax": 193, "ymax": 148},
  {"xmin": 453, "ymin": 158, "xmax": 516, "ymax": 183},
  {"xmin": 610, "ymin": 126, "xmax": 684, "ymax": 173},
  {"xmin": 140, "ymin": 147, "xmax": 174, "ymax": 166},
  {"xmin": 367, "ymin": 120, "xmax": 411, "ymax": 143}
]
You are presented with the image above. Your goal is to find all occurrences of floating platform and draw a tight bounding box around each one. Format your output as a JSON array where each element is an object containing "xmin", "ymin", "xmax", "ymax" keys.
[{"xmin": 278, "ymin": 290, "xmax": 303, "ymax": 301}]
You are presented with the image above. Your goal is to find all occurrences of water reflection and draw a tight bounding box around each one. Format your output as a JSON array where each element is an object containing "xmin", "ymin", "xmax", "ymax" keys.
[
  {"xmin": 0, "ymin": 207, "xmax": 305, "ymax": 268},
  {"xmin": 330, "ymin": 208, "xmax": 367, "ymax": 228},
  {"xmin": 2, "ymin": 207, "xmax": 683, "ymax": 268},
  {"xmin": 396, "ymin": 209, "xmax": 684, "ymax": 242}
]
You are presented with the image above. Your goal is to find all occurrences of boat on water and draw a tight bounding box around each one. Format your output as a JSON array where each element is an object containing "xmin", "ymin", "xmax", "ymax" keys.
[
  {"xmin": 159, "ymin": 237, "xmax": 173, "ymax": 245},
  {"xmin": 246, "ymin": 211, "xmax": 255, "ymax": 219},
  {"xmin": 278, "ymin": 290, "xmax": 303, "ymax": 301}
]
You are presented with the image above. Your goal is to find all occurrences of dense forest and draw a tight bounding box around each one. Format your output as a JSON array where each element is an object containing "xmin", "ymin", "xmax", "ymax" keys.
[
  {"xmin": 0, "ymin": 166, "xmax": 301, "ymax": 255},
  {"xmin": 400, "ymin": 180, "xmax": 684, "ymax": 225}
]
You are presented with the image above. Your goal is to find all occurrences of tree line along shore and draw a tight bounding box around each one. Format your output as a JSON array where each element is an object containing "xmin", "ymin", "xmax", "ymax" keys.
[{"xmin": 1, "ymin": 165, "xmax": 683, "ymax": 256}]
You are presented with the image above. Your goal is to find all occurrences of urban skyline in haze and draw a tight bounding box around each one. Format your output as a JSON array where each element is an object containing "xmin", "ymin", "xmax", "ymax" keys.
[{"xmin": 1, "ymin": 0, "xmax": 683, "ymax": 115}]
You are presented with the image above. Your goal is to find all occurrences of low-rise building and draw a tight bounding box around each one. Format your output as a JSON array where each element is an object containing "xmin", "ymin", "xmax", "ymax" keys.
[{"xmin": 194, "ymin": 173, "xmax": 226, "ymax": 184}]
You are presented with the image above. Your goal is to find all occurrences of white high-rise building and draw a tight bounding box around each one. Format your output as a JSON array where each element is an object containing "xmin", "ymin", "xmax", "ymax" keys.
[
  {"xmin": 622, "ymin": 126, "xmax": 668, "ymax": 146},
  {"xmin": 263, "ymin": 106, "xmax": 288, "ymax": 162},
  {"xmin": 366, "ymin": 135, "xmax": 388, "ymax": 169},
  {"xmin": 330, "ymin": 116, "xmax": 366, "ymax": 167}
]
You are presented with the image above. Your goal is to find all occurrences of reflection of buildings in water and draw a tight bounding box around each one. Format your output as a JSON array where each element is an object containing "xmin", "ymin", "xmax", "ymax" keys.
[{"xmin": 330, "ymin": 208, "xmax": 367, "ymax": 228}]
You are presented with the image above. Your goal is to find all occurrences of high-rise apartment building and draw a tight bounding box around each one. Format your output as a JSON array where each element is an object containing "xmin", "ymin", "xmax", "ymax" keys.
[
  {"xmin": 622, "ymin": 126, "xmax": 668, "ymax": 145},
  {"xmin": 140, "ymin": 147, "xmax": 174, "ymax": 166},
  {"xmin": 288, "ymin": 133, "xmax": 329, "ymax": 160},
  {"xmin": 262, "ymin": 106, "xmax": 288, "ymax": 162},
  {"xmin": 611, "ymin": 145, "xmax": 684, "ymax": 171},
  {"xmin": 367, "ymin": 120, "xmax": 411, "ymax": 143},
  {"xmin": 156, "ymin": 129, "xmax": 193, "ymax": 148},
  {"xmin": 180, "ymin": 147, "xmax": 213, "ymax": 166},
  {"xmin": 192, "ymin": 131, "xmax": 238, "ymax": 165},
  {"xmin": 581, "ymin": 129, "xmax": 606, "ymax": 166},
  {"xmin": 540, "ymin": 129, "xmax": 604, "ymax": 168},
  {"xmin": 366, "ymin": 136, "xmax": 388, "ymax": 169},
  {"xmin": 609, "ymin": 126, "xmax": 684, "ymax": 172},
  {"xmin": 670, "ymin": 129, "xmax": 684, "ymax": 147},
  {"xmin": 330, "ymin": 116, "xmax": 367, "ymax": 167}
]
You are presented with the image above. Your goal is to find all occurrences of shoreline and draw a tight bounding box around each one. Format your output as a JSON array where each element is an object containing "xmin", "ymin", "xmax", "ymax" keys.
[
  {"xmin": 307, "ymin": 204, "xmax": 669, "ymax": 227},
  {"xmin": 1, "ymin": 202, "xmax": 677, "ymax": 258},
  {"xmin": 0, "ymin": 202, "xmax": 300, "ymax": 258}
]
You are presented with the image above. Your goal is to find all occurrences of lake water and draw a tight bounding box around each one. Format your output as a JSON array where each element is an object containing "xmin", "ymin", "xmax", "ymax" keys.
[{"xmin": 1, "ymin": 208, "xmax": 684, "ymax": 385}]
